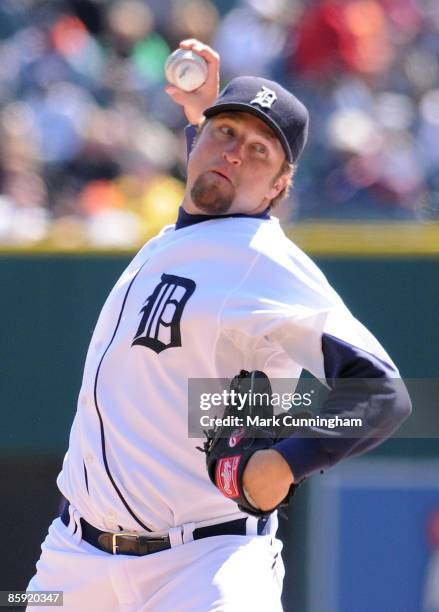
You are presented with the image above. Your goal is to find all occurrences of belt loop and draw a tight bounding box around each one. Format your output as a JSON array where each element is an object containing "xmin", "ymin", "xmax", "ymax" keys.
[
  {"xmin": 67, "ymin": 504, "xmax": 76, "ymax": 535},
  {"xmin": 182, "ymin": 522, "xmax": 195, "ymax": 543},
  {"xmin": 261, "ymin": 512, "xmax": 277, "ymax": 535},
  {"xmin": 168, "ymin": 526, "xmax": 183, "ymax": 547},
  {"xmin": 245, "ymin": 516, "xmax": 259, "ymax": 535}
]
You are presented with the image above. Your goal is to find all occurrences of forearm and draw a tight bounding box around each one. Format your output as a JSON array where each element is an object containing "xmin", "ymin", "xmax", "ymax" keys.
[
  {"xmin": 243, "ymin": 375, "xmax": 411, "ymax": 511},
  {"xmin": 243, "ymin": 335, "xmax": 412, "ymax": 508},
  {"xmin": 273, "ymin": 371, "xmax": 412, "ymax": 482}
]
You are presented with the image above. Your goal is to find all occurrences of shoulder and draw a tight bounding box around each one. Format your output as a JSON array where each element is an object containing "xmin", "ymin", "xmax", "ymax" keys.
[
  {"xmin": 188, "ymin": 215, "xmax": 342, "ymax": 306},
  {"xmin": 250, "ymin": 218, "xmax": 342, "ymax": 306}
]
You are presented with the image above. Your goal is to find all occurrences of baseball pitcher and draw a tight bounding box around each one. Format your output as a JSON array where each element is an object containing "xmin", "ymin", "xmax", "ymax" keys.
[{"xmin": 26, "ymin": 40, "xmax": 411, "ymax": 611}]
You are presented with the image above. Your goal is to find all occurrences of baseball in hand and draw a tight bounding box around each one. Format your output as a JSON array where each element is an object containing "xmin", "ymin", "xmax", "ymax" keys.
[{"xmin": 165, "ymin": 49, "xmax": 208, "ymax": 92}]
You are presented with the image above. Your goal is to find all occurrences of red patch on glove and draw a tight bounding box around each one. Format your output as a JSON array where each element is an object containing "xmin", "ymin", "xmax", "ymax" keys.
[{"xmin": 216, "ymin": 456, "xmax": 240, "ymax": 499}]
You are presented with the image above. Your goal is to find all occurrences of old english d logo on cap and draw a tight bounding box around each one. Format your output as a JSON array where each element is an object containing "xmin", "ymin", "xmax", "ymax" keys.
[
  {"xmin": 250, "ymin": 86, "xmax": 277, "ymax": 110},
  {"xmin": 203, "ymin": 76, "xmax": 309, "ymax": 163}
]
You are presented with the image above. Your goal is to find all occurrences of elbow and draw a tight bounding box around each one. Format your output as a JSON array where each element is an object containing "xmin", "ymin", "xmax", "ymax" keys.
[
  {"xmin": 397, "ymin": 387, "xmax": 412, "ymax": 422},
  {"xmin": 388, "ymin": 379, "xmax": 412, "ymax": 429},
  {"xmin": 365, "ymin": 377, "xmax": 412, "ymax": 435}
]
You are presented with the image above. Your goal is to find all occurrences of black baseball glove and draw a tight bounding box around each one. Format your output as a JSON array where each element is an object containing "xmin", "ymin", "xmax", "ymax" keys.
[{"xmin": 199, "ymin": 370, "xmax": 308, "ymax": 518}]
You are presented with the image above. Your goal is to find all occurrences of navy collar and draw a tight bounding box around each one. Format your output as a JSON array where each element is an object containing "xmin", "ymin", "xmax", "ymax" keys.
[{"xmin": 175, "ymin": 206, "xmax": 271, "ymax": 230}]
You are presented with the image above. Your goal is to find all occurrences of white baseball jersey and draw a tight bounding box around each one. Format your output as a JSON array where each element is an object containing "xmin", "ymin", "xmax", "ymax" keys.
[{"xmin": 57, "ymin": 212, "xmax": 410, "ymax": 534}]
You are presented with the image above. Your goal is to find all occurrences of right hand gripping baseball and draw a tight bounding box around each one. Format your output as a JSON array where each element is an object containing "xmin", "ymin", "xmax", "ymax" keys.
[{"xmin": 165, "ymin": 39, "xmax": 220, "ymax": 125}]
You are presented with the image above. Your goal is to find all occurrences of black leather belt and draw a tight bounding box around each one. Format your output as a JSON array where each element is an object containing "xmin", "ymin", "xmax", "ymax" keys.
[{"xmin": 60, "ymin": 499, "xmax": 264, "ymax": 556}]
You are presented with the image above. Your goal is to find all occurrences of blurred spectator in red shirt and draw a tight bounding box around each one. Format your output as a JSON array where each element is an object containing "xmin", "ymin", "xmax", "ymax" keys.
[{"xmin": 290, "ymin": 0, "xmax": 393, "ymax": 79}]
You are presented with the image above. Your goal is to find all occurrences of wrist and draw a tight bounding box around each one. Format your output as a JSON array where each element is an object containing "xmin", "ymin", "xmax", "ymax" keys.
[
  {"xmin": 266, "ymin": 449, "xmax": 295, "ymax": 485},
  {"xmin": 242, "ymin": 449, "xmax": 295, "ymax": 512},
  {"xmin": 185, "ymin": 109, "xmax": 204, "ymax": 126}
]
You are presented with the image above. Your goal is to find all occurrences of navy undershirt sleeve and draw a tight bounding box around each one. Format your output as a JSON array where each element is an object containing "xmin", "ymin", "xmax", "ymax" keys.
[
  {"xmin": 185, "ymin": 124, "xmax": 197, "ymax": 158},
  {"xmin": 273, "ymin": 334, "xmax": 412, "ymax": 482}
]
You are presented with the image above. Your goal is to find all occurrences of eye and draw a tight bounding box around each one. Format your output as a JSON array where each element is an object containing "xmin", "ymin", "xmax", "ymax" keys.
[
  {"xmin": 253, "ymin": 143, "xmax": 268, "ymax": 155},
  {"xmin": 216, "ymin": 124, "xmax": 234, "ymax": 136}
]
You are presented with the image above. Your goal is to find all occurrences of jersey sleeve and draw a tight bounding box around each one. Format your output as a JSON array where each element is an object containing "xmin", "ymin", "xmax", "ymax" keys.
[
  {"xmin": 220, "ymin": 241, "xmax": 412, "ymax": 482},
  {"xmin": 272, "ymin": 316, "xmax": 412, "ymax": 483}
]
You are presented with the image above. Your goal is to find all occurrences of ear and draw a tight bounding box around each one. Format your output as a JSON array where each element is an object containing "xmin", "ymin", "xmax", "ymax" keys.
[{"xmin": 266, "ymin": 172, "xmax": 289, "ymax": 200}]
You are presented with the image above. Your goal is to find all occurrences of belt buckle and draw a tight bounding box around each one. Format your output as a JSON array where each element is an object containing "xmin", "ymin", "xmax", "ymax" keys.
[{"xmin": 112, "ymin": 531, "xmax": 140, "ymax": 555}]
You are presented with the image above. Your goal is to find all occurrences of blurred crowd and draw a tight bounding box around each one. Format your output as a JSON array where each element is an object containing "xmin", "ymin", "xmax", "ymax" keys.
[{"xmin": 0, "ymin": 0, "xmax": 438, "ymax": 248}]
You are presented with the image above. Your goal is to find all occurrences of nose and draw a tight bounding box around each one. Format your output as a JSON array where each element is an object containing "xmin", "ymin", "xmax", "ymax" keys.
[{"xmin": 222, "ymin": 142, "xmax": 242, "ymax": 166}]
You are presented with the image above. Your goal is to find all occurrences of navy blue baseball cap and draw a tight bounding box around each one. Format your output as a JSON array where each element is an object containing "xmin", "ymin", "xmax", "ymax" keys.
[{"xmin": 203, "ymin": 76, "xmax": 309, "ymax": 164}]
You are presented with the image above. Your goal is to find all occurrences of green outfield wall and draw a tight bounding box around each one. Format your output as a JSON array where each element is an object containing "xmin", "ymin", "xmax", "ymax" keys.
[{"xmin": 1, "ymin": 253, "xmax": 438, "ymax": 608}]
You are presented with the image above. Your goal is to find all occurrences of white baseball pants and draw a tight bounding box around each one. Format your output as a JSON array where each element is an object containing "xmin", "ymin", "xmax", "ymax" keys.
[{"xmin": 26, "ymin": 516, "xmax": 284, "ymax": 611}]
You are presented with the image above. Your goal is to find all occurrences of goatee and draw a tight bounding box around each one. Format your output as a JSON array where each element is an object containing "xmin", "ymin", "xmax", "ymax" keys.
[{"xmin": 190, "ymin": 172, "xmax": 235, "ymax": 214}]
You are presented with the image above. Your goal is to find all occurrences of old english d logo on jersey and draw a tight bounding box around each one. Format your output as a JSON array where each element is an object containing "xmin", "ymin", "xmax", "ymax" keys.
[
  {"xmin": 132, "ymin": 273, "xmax": 196, "ymax": 354},
  {"xmin": 250, "ymin": 86, "xmax": 277, "ymax": 109}
]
